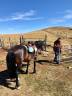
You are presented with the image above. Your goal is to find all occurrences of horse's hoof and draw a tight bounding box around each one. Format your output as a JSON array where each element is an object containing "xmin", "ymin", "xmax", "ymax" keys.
[
  {"xmin": 15, "ymin": 86, "xmax": 21, "ymax": 90},
  {"xmin": 25, "ymin": 71, "xmax": 28, "ymax": 74},
  {"xmin": 19, "ymin": 70, "xmax": 26, "ymax": 74},
  {"xmin": 25, "ymin": 70, "xmax": 28, "ymax": 74},
  {"xmin": 33, "ymin": 71, "xmax": 36, "ymax": 73}
]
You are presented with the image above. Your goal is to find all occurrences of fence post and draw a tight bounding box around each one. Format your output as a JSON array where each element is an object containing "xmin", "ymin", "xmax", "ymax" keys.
[
  {"xmin": 2, "ymin": 37, "xmax": 4, "ymax": 48},
  {"xmin": 20, "ymin": 36, "xmax": 22, "ymax": 44},
  {"xmin": 44, "ymin": 34, "xmax": 47, "ymax": 51},
  {"xmin": 0, "ymin": 38, "xmax": 1, "ymax": 47},
  {"xmin": 21, "ymin": 35, "xmax": 25, "ymax": 44},
  {"xmin": 9, "ymin": 37, "xmax": 11, "ymax": 48}
]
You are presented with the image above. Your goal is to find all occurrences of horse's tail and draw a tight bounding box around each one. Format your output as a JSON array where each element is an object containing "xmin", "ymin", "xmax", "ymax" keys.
[
  {"xmin": 6, "ymin": 51, "xmax": 20, "ymax": 88},
  {"xmin": 6, "ymin": 51, "xmax": 17, "ymax": 78}
]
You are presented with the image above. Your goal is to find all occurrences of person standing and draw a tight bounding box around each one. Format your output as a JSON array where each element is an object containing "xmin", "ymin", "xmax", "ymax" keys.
[{"xmin": 53, "ymin": 38, "xmax": 62, "ymax": 64}]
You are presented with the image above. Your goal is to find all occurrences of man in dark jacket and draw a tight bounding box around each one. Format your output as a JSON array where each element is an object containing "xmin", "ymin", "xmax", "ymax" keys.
[{"xmin": 53, "ymin": 38, "xmax": 62, "ymax": 64}]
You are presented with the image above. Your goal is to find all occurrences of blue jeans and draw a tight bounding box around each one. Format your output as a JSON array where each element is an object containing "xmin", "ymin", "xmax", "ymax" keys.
[{"xmin": 54, "ymin": 51, "xmax": 61, "ymax": 64}]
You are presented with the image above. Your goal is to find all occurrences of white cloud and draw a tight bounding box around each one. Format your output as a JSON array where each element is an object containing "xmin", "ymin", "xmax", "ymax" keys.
[
  {"xmin": 22, "ymin": 17, "xmax": 44, "ymax": 21},
  {"xmin": 64, "ymin": 9, "xmax": 72, "ymax": 19},
  {"xmin": 0, "ymin": 10, "xmax": 43, "ymax": 22},
  {"xmin": 64, "ymin": 14, "xmax": 72, "ymax": 19},
  {"xmin": 65, "ymin": 9, "xmax": 72, "ymax": 14},
  {"xmin": 49, "ymin": 9, "xmax": 72, "ymax": 23},
  {"xmin": 49, "ymin": 18, "xmax": 64, "ymax": 23},
  {"xmin": 11, "ymin": 10, "xmax": 35, "ymax": 20}
]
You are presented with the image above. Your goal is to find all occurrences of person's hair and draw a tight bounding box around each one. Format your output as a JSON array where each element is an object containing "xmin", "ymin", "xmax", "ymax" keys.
[
  {"xmin": 28, "ymin": 41, "xmax": 31, "ymax": 44},
  {"xmin": 58, "ymin": 37, "xmax": 61, "ymax": 40}
]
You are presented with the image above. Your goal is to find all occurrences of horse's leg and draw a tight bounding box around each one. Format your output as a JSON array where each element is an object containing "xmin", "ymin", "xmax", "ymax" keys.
[
  {"xmin": 18, "ymin": 64, "xmax": 24, "ymax": 74},
  {"xmin": 15, "ymin": 70, "xmax": 20, "ymax": 89},
  {"xmin": 33, "ymin": 59, "xmax": 36, "ymax": 73},
  {"xmin": 26, "ymin": 61, "xmax": 29, "ymax": 74},
  {"xmin": 17, "ymin": 57, "xmax": 25, "ymax": 74}
]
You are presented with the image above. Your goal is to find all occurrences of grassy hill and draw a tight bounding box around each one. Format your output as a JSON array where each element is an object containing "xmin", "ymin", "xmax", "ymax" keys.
[
  {"xmin": 0, "ymin": 27, "xmax": 72, "ymax": 96},
  {"xmin": 0, "ymin": 26, "xmax": 72, "ymax": 47}
]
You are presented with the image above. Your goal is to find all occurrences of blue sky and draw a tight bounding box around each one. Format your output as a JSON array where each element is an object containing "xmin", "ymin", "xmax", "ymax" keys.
[{"xmin": 0, "ymin": 0, "xmax": 72, "ymax": 34}]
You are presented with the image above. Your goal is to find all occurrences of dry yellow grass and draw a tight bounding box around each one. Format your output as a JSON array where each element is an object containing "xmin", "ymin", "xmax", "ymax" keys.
[
  {"xmin": 0, "ymin": 51, "xmax": 72, "ymax": 96},
  {"xmin": 0, "ymin": 27, "xmax": 72, "ymax": 47},
  {"xmin": 0, "ymin": 26, "xmax": 72, "ymax": 96}
]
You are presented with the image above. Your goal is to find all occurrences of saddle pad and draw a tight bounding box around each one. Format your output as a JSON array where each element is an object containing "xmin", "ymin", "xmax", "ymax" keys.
[{"xmin": 28, "ymin": 47, "xmax": 34, "ymax": 53}]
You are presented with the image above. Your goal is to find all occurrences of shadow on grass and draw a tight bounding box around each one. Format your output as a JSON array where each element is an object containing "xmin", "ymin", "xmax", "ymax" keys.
[
  {"xmin": 36, "ymin": 60, "xmax": 52, "ymax": 64},
  {"xmin": 0, "ymin": 70, "xmax": 16, "ymax": 90},
  {"xmin": 37, "ymin": 56, "xmax": 72, "ymax": 65},
  {"xmin": 61, "ymin": 57, "xmax": 72, "ymax": 63},
  {"xmin": 36, "ymin": 60, "xmax": 63, "ymax": 66}
]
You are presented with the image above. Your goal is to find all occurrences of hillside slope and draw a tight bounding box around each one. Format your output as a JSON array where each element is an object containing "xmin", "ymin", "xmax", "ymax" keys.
[
  {"xmin": 0, "ymin": 27, "xmax": 72, "ymax": 46},
  {"xmin": 23, "ymin": 27, "xmax": 72, "ymax": 45}
]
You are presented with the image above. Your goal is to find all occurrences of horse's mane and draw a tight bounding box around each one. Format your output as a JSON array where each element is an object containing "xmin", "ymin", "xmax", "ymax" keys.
[{"xmin": 8, "ymin": 45, "xmax": 27, "ymax": 53}]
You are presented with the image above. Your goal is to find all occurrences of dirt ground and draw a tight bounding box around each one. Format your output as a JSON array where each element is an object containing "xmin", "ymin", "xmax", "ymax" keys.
[{"xmin": 0, "ymin": 48, "xmax": 72, "ymax": 96}]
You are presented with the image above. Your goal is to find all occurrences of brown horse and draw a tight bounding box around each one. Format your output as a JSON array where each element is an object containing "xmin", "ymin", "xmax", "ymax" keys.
[
  {"xmin": 6, "ymin": 44, "xmax": 37, "ymax": 73},
  {"xmin": 6, "ymin": 44, "xmax": 37, "ymax": 89}
]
